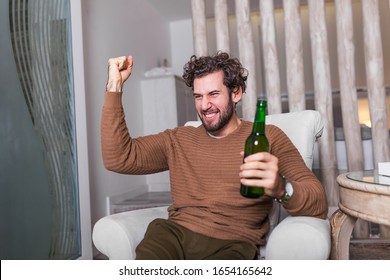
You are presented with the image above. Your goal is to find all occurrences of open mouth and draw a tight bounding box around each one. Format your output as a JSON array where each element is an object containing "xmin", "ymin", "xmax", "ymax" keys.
[{"xmin": 203, "ymin": 112, "xmax": 218, "ymax": 119}]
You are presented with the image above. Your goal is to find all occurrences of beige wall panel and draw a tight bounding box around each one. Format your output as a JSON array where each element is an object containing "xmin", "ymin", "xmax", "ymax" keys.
[
  {"xmin": 260, "ymin": 0, "xmax": 282, "ymax": 114},
  {"xmin": 235, "ymin": 0, "xmax": 257, "ymax": 120},
  {"xmin": 308, "ymin": 0, "xmax": 339, "ymax": 207},
  {"xmin": 283, "ymin": 0, "xmax": 305, "ymax": 112},
  {"xmin": 191, "ymin": 0, "xmax": 207, "ymax": 56},
  {"xmin": 214, "ymin": 0, "xmax": 230, "ymax": 53}
]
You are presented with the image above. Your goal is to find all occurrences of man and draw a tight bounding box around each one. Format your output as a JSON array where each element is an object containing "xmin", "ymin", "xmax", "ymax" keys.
[{"xmin": 101, "ymin": 52, "xmax": 328, "ymax": 260}]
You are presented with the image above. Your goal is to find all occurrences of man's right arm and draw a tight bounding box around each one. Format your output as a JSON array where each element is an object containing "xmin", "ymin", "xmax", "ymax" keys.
[
  {"xmin": 101, "ymin": 56, "xmax": 170, "ymax": 175},
  {"xmin": 101, "ymin": 56, "xmax": 133, "ymax": 172}
]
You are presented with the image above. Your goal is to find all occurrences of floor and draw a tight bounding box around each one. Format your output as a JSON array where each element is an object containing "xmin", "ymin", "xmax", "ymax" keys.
[
  {"xmin": 349, "ymin": 239, "xmax": 390, "ymax": 260},
  {"xmin": 349, "ymin": 223, "xmax": 390, "ymax": 260},
  {"xmin": 94, "ymin": 253, "xmax": 108, "ymax": 260}
]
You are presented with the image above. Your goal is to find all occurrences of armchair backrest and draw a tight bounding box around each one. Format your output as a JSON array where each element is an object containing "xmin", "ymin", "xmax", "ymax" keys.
[
  {"xmin": 185, "ymin": 110, "xmax": 324, "ymax": 170},
  {"xmin": 265, "ymin": 110, "xmax": 323, "ymax": 170}
]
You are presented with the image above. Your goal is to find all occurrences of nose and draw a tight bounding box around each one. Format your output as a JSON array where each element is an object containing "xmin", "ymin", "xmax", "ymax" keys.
[{"xmin": 201, "ymin": 96, "xmax": 211, "ymax": 111}]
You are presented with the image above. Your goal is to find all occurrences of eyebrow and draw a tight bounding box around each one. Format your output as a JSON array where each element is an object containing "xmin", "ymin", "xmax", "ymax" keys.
[{"xmin": 193, "ymin": 90, "xmax": 220, "ymax": 96}]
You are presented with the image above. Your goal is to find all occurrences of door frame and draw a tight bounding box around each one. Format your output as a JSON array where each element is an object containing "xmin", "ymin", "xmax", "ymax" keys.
[{"xmin": 70, "ymin": 0, "xmax": 92, "ymax": 260}]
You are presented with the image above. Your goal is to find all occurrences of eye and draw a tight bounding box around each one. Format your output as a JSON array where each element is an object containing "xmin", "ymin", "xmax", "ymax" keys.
[{"xmin": 193, "ymin": 94, "xmax": 202, "ymax": 100}]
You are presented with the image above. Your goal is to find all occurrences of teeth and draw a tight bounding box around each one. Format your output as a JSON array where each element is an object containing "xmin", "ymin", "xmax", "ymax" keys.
[{"xmin": 204, "ymin": 112, "xmax": 217, "ymax": 119}]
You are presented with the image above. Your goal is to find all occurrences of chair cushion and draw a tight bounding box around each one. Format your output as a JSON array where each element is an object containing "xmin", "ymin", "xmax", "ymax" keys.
[{"xmin": 265, "ymin": 110, "xmax": 323, "ymax": 170}]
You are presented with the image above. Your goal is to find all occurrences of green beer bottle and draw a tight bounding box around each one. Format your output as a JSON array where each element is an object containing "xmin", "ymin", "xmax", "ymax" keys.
[{"xmin": 240, "ymin": 99, "xmax": 269, "ymax": 198}]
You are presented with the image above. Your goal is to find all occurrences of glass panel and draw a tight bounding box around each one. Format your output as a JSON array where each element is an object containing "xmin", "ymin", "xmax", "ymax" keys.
[
  {"xmin": 0, "ymin": 0, "xmax": 80, "ymax": 259},
  {"xmin": 347, "ymin": 170, "xmax": 390, "ymax": 187}
]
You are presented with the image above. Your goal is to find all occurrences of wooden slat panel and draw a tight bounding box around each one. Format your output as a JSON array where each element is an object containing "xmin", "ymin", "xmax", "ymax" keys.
[
  {"xmin": 308, "ymin": 0, "xmax": 339, "ymax": 207},
  {"xmin": 260, "ymin": 0, "xmax": 282, "ymax": 114},
  {"xmin": 191, "ymin": 0, "xmax": 207, "ymax": 56},
  {"xmin": 362, "ymin": 0, "xmax": 390, "ymax": 166},
  {"xmin": 361, "ymin": 0, "xmax": 390, "ymax": 239},
  {"xmin": 335, "ymin": 0, "xmax": 364, "ymax": 172},
  {"xmin": 214, "ymin": 0, "xmax": 230, "ymax": 53},
  {"xmin": 283, "ymin": 0, "xmax": 305, "ymax": 112},
  {"xmin": 235, "ymin": 0, "xmax": 257, "ymax": 120},
  {"xmin": 335, "ymin": 0, "xmax": 369, "ymax": 239}
]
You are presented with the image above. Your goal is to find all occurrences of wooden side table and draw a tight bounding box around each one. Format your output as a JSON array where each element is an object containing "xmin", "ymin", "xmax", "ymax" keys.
[{"xmin": 330, "ymin": 170, "xmax": 390, "ymax": 259}]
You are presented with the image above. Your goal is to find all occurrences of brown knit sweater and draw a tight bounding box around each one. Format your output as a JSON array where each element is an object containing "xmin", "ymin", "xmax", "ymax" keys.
[{"xmin": 101, "ymin": 92, "xmax": 328, "ymax": 249}]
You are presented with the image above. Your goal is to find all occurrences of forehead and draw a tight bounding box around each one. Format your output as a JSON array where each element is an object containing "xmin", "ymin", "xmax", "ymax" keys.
[{"xmin": 193, "ymin": 70, "xmax": 225, "ymax": 93}]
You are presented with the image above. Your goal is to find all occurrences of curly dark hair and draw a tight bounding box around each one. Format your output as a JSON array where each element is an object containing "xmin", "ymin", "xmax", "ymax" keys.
[{"xmin": 182, "ymin": 51, "xmax": 248, "ymax": 94}]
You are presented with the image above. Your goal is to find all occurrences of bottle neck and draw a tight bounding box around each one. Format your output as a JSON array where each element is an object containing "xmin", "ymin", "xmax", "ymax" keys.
[{"xmin": 253, "ymin": 100, "xmax": 267, "ymax": 134}]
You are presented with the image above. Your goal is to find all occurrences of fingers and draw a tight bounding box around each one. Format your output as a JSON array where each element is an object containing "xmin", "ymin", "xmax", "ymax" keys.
[
  {"xmin": 242, "ymin": 151, "xmax": 273, "ymax": 163},
  {"xmin": 117, "ymin": 56, "xmax": 134, "ymax": 71},
  {"xmin": 239, "ymin": 152, "xmax": 279, "ymax": 192},
  {"xmin": 240, "ymin": 177, "xmax": 275, "ymax": 190},
  {"xmin": 126, "ymin": 56, "xmax": 134, "ymax": 70},
  {"xmin": 239, "ymin": 166, "xmax": 277, "ymax": 185},
  {"xmin": 108, "ymin": 56, "xmax": 133, "ymax": 71},
  {"xmin": 118, "ymin": 56, "xmax": 128, "ymax": 70},
  {"xmin": 106, "ymin": 55, "xmax": 134, "ymax": 92}
]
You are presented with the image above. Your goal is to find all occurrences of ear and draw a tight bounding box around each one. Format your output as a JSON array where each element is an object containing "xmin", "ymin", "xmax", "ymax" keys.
[{"xmin": 232, "ymin": 86, "xmax": 243, "ymax": 103}]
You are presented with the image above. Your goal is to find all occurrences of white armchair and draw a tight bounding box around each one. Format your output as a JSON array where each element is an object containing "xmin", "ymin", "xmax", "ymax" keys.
[{"xmin": 93, "ymin": 110, "xmax": 331, "ymax": 260}]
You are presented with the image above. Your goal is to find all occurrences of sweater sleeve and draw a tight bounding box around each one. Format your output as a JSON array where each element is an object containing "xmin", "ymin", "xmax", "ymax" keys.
[
  {"xmin": 268, "ymin": 125, "xmax": 328, "ymax": 219},
  {"xmin": 101, "ymin": 92, "xmax": 170, "ymax": 175}
]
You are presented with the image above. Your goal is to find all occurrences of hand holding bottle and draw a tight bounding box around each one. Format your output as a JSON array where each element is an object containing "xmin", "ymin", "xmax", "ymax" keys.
[
  {"xmin": 106, "ymin": 56, "xmax": 133, "ymax": 92},
  {"xmin": 240, "ymin": 99, "xmax": 285, "ymax": 199},
  {"xmin": 239, "ymin": 151, "xmax": 286, "ymax": 199}
]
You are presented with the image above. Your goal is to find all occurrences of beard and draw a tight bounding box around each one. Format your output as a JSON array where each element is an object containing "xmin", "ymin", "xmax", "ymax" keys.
[{"xmin": 199, "ymin": 98, "xmax": 235, "ymax": 133}]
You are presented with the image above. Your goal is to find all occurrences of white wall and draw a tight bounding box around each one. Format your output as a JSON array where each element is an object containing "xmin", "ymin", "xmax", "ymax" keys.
[
  {"xmin": 81, "ymin": 0, "xmax": 184, "ymax": 230},
  {"xmin": 170, "ymin": 19, "xmax": 193, "ymax": 76}
]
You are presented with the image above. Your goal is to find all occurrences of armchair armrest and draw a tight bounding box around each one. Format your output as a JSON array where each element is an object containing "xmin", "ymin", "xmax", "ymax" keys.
[
  {"xmin": 92, "ymin": 206, "xmax": 168, "ymax": 259},
  {"xmin": 265, "ymin": 216, "xmax": 331, "ymax": 260}
]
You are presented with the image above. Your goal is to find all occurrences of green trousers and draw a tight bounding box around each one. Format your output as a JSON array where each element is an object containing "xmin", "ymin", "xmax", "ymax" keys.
[{"xmin": 135, "ymin": 218, "xmax": 257, "ymax": 260}]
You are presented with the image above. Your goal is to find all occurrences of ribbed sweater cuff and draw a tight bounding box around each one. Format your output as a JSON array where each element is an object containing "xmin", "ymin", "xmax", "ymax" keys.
[{"xmin": 104, "ymin": 91, "xmax": 123, "ymax": 108}]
